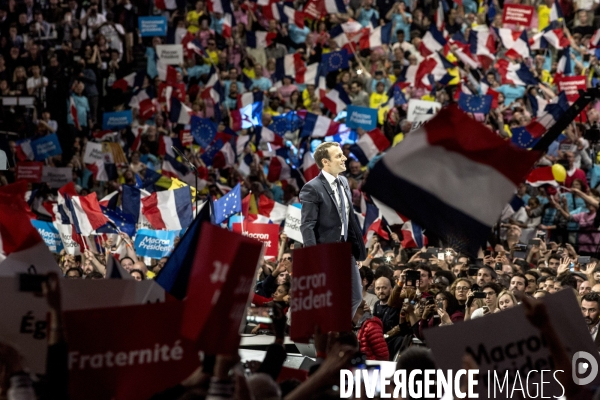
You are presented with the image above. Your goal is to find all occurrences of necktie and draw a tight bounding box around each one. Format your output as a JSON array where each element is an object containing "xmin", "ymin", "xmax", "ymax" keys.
[{"xmin": 335, "ymin": 179, "xmax": 348, "ymax": 241}]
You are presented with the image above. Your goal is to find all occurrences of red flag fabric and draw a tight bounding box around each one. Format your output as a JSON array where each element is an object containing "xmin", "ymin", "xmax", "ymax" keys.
[{"xmin": 182, "ymin": 223, "xmax": 263, "ymax": 354}]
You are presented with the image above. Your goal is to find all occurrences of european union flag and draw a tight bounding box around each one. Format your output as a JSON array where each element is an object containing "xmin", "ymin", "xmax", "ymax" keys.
[
  {"xmin": 213, "ymin": 183, "xmax": 242, "ymax": 224},
  {"xmin": 98, "ymin": 206, "xmax": 137, "ymax": 237},
  {"xmin": 511, "ymin": 127, "xmax": 540, "ymax": 149},
  {"xmin": 322, "ymin": 49, "xmax": 350, "ymax": 73},
  {"xmin": 200, "ymin": 139, "xmax": 224, "ymax": 166},
  {"xmin": 458, "ymin": 93, "xmax": 493, "ymax": 114},
  {"xmin": 191, "ymin": 116, "xmax": 217, "ymax": 149},
  {"xmin": 271, "ymin": 112, "xmax": 304, "ymax": 135}
]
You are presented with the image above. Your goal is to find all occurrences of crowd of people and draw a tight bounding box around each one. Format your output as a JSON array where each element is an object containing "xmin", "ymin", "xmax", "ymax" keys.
[{"xmin": 3, "ymin": 0, "xmax": 600, "ymax": 396}]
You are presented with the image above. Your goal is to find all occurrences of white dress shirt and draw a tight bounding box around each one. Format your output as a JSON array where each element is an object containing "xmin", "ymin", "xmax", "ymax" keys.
[{"xmin": 322, "ymin": 170, "xmax": 351, "ymax": 236}]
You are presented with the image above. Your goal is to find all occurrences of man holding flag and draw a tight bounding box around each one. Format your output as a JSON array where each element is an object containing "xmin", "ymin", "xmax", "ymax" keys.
[{"xmin": 299, "ymin": 142, "xmax": 366, "ymax": 316}]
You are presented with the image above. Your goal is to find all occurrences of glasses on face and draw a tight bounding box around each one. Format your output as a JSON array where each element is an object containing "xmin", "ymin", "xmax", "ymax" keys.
[
  {"xmin": 455, "ymin": 286, "xmax": 470, "ymax": 292},
  {"xmin": 282, "ymin": 257, "xmax": 292, "ymax": 261},
  {"xmin": 483, "ymin": 291, "xmax": 496, "ymax": 297}
]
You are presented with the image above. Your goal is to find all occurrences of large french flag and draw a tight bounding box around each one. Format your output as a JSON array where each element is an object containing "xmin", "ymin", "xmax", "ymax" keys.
[
  {"xmin": 543, "ymin": 28, "xmax": 569, "ymax": 49},
  {"xmin": 359, "ymin": 23, "xmax": 393, "ymax": 50},
  {"xmin": 141, "ymin": 187, "xmax": 193, "ymax": 230},
  {"xmin": 267, "ymin": 155, "xmax": 292, "ymax": 183},
  {"xmin": 419, "ymin": 26, "xmax": 446, "ymax": 56},
  {"xmin": 321, "ymin": 84, "xmax": 351, "ymax": 114},
  {"xmin": 525, "ymin": 92, "xmax": 569, "ymax": 137},
  {"xmin": 372, "ymin": 196, "xmax": 406, "ymax": 226},
  {"xmin": 68, "ymin": 193, "xmax": 110, "ymax": 236},
  {"xmin": 363, "ymin": 105, "xmax": 540, "ymax": 255},
  {"xmin": 500, "ymin": 29, "xmax": 530, "ymax": 60},
  {"xmin": 350, "ymin": 128, "xmax": 391, "ymax": 165},
  {"xmin": 468, "ymin": 30, "xmax": 495, "ymax": 66},
  {"xmin": 257, "ymin": 194, "xmax": 288, "ymax": 223},
  {"xmin": 301, "ymin": 112, "xmax": 340, "ymax": 137}
]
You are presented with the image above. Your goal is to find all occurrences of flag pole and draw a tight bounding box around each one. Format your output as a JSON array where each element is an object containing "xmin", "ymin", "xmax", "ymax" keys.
[{"xmin": 532, "ymin": 88, "xmax": 600, "ymax": 152}]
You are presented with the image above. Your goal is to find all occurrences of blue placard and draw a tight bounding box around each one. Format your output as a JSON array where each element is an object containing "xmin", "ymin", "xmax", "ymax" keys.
[
  {"xmin": 31, "ymin": 220, "xmax": 64, "ymax": 253},
  {"xmin": 31, "ymin": 134, "xmax": 62, "ymax": 161},
  {"xmin": 103, "ymin": 110, "xmax": 133, "ymax": 130},
  {"xmin": 139, "ymin": 16, "xmax": 167, "ymax": 37},
  {"xmin": 346, "ymin": 105, "xmax": 378, "ymax": 131},
  {"xmin": 134, "ymin": 229, "xmax": 178, "ymax": 259}
]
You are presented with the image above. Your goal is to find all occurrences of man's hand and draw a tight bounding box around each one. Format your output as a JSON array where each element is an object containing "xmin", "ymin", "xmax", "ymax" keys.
[{"xmin": 557, "ymin": 257, "xmax": 574, "ymax": 276}]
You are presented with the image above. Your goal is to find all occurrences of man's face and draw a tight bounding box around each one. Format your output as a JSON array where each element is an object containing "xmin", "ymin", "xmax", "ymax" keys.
[
  {"xmin": 121, "ymin": 258, "xmax": 134, "ymax": 272},
  {"xmin": 452, "ymin": 263, "xmax": 465, "ymax": 277},
  {"xmin": 323, "ymin": 145, "xmax": 346, "ymax": 176},
  {"xmin": 509, "ymin": 276, "xmax": 526, "ymax": 295},
  {"xmin": 418, "ymin": 269, "xmax": 431, "ymax": 290},
  {"xmin": 393, "ymin": 269, "xmax": 402, "ymax": 283},
  {"xmin": 507, "ymin": 225, "xmax": 521, "ymax": 240},
  {"xmin": 63, "ymin": 255, "xmax": 77, "ymax": 269},
  {"xmin": 525, "ymin": 274, "xmax": 538, "ymax": 294},
  {"xmin": 482, "ymin": 287, "xmax": 497, "ymax": 306},
  {"xmin": 374, "ymin": 278, "xmax": 392, "ymax": 303},
  {"xmin": 582, "ymin": 300, "xmax": 600, "ymax": 326},
  {"xmin": 66, "ymin": 270, "xmax": 81, "ymax": 279},
  {"xmin": 580, "ymin": 281, "xmax": 592, "ymax": 296},
  {"xmin": 351, "ymin": 83, "xmax": 359, "ymax": 94},
  {"xmin": 476, "ymin": 268, "xmax": 493, "ymax": 286},
  {"xmin": 548, "ymin": 258, "xmax": 560, "ymax": 270},
  {"xmin": 349, "ymin": 162, "xmax": 361, "ymax": 175}
]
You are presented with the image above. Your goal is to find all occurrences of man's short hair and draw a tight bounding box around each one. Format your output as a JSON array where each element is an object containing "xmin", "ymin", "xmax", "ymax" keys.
[
  {"xmin": 539, "ymin": 267, "xmax": 557, "ymax": 277},
  {"xmin": 360, "ymin": 266, "xmax": 374, "ymax": 287},
  {"xmin": 559, "ymin": 273, "xmax": 578, "ymax": 289},
  {"xmin": 417, "ymin": 264, "xmax": 432, "ymax": 278},
  {"xmin": 582, "ymin": 292, "xmax": 600, "ymax": 305},
  {"xmin": 481, "ymin": 282, "xmax": 502, "ymax": 294},
  {"xmin": 548, "ymin": 254, "xmax": 561, "ymax": 263},
  {"xmin": 374, "ymin": 265, "xmax": 394, "ymax": 283},
  {"xmin": 478, "ymin": 265, "xmax": 498, "ymax": 280},
  {"xmin": 313, "ymin": 142, "xmax": 340, "ymax": 169},
  {"xmin": 86, "ymin": 271, "xmax": 104, "ymax": 279},
  {"xmin": 512, "ymin": 273, "xmax": 527, "ymax": 283},
  {"xmin": 65, "ymin": 267, "xmax": 83, "ymax": 277}
]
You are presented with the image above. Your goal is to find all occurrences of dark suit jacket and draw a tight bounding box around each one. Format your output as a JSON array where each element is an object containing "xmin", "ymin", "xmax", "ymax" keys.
[{"xmin": 299, "ymin": 172, "xmax": 367, "ymax": 261}]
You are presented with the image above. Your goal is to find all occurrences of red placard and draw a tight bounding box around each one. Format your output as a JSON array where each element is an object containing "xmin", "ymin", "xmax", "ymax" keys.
[
  {"xmin": 15, "ymin": 161, "xmax": 43, "ymax": 183},
  {"xmin": 502, "ymin": 4, "xmax": 534, "ymax": 25},
  {"xmin": 290, "ymin": 242, "xmax": 352, "ymax": 343},
  {"xmin": 241, "ymin": 222, "xmax": 280, "ymax": 258},
  {"xmin": 63, "ymin": 301, "xmax": 198, "ymax": 400},
  {"xmin": 558, "ymin": 76, "xmax": 587, "ymax": 103},
  {"xmin": 180, "ymin": 129, "xmax": 193, "ymax": 147},
  {"xmin": 182, "ymin": 222, "xmax": 263, "ymax": 354}
]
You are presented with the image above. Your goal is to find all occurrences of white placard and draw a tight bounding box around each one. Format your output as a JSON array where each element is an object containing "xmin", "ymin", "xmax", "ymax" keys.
[
  {"xmin": 41, "ymin": 167, "xmax": 71, "ymax": 189},
  {"xmin": 156, "ymin": 44, "xmax": 184, "ymax": 65},
  {"xmin": 83, "ymin": 141, "xmax": 104, "ymax": 164},
  {"xmin": 283, "ymin": 205, "xmax": 303, "ymax": 244},
  {"xmin": 406, "ymin": 99, "xmax": 442, "ymax": 123}
]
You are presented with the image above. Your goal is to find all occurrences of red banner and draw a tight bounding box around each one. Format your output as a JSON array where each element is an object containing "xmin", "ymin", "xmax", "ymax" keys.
[
  {"xmin": 182, "ymin": 222, "xmax": 263, "ymax": 354},
  {"xmin": 64, "ymin": 302, "xmax": 198, "ymax": 400},
  {"xmin": 558, "ymin": 76, "xmax": 587, "ymax": 103},
  {"xmin": 502, "ymin": 4, "xmax": 534, "ymax": 25},
  {"xmin": 15, "ymin": 161, "xmax": 43, "ymax": 183},
  {"xmin": 241, "ymin": 223, "xmax": 279, "ymax": 258},
  {"xmin": 290, "ymin": 242, "xmax": 352, "ymax": 342}
]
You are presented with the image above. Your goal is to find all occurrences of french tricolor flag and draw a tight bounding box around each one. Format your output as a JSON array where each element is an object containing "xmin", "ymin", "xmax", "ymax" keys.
[
  {"xmin": 246, "ymin": 31, "xmax": 277, "ymax": 48},
  {"xmin": 555, "ymin": 46, "xmax": 573, "ymax": 80},
  {"xmin": 505, "ymin": 62, "xmax": 539, "ymax": 86},
  {"xmin": 68, "ymin": 193, "xmax": 110, "ymax": 236},
  {"xmin": 363, "ymin": 105, "xmax": 540, "ymax": 255},
  {"xmin": 207, "ymin": 0, "xmax": 232, "ymax": 13},
  {"xmin": 372, "ymin": 196, "xmax": 407, "ymax": 226},
  {"xmin": 302, "ymin": 151, "xmax": 320, "ymax": 182},
  {"xmin": 359, "ymin": 22, "xmax": 393, "ymax": 50},
  {"xmin": 543, "ymin": 28, "xmax": 569, "ymax": 49},
  {"xmin": 69, "ymin": 96, "xmax": 80, "ymax": 130},
  {"xmin": 277, "ymin": 54, "xmax": 318, "ymax": 84},
  {"xmin": 301, "ymin": 112, "xmax": 340, "ymax": 137},
  {"xmin": 321, "ymin": 84, "xmax": 351, "ymax": 114},
  {"xmin": 590, "ymin": 29, "xmax": 600, "ymax": 48},
  {"xmin": 468, "ymin": 30, "xmax": 495, "ymax": 68},
  {"xmin": 401, "ymin": 220, "xmax": 428, "ymax": 248},
  {"xmin": 222, "ymin": 13, "xmax": 232, "ymax": 38},
  {"xmin": 500, "ymin": 29, "xmax": 530, "ymax": 60},
  {"xmin": 255, "ymin": 126, "xmax": 284, "ymax": 147},
  {"xmin": 237, "ymin": 92, "xmax": 263, "ymax": 109},
  {"xmin": 112, "ymin": 71, "xmax": 145, "ymax": 92},
  {"xmin": 157, "ymin": 61, "xmax": 178, "ymax": 85},
  {"xmin": 419, "ymin": 26, "xmax": 446, "ymax": 57},
  {"xmin": 525, "ymin": 93, "xmax": 569, "ymax": 137},
  {"xmin": 162, "ymin": 153, "xmax": 189, "ymax": 179},
  {"xmin": 170, "ymin": 97, "xmax": 192, "ymax": 125},
  {"xmin": 141, "ymin": 187, "xmax": 193, "ymax": 231},
  {"xmin": 350, "ymin": 128, "xmax": 390, "ymax": 165},
  {"xmin": 550, "ymin": 0, "xmax": 563, "ymax": 22}
]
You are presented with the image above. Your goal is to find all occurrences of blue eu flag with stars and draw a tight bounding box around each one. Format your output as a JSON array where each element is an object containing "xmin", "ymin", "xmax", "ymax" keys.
[
  {"xmin": 213, "ymin": 183, "xmax": 242, "ymax": 225},
  {"xmin": 511, "ymin": 127, "xmax": 540, "ymax": 149},
  {"xmin": 458, "ymin": 93, "xmax": 493, "ymax": 114},
  {"xmin": 191, "ymin": 116, "xmax": 217, "ymax": 149},
  {"xmin": 322, "ymin": 49, "xmax": 350, "ymax": 73}
]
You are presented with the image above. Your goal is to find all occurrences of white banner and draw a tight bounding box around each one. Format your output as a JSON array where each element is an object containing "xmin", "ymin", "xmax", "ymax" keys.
[
  {"xmin": 41, "ymin": 167, "xmax": 71, "ymax": 189},
  {"xmin": 0, "ymin": 278, "xmax": 164, "ymax": 374},
  {"xmin": 56, "ymin": 223, "xmax": 81, "ymax": 256},
  {"xmin": 283, "ymin": 205, "xmax": 303, "ymax": 244},
  {"xmin": 83, "ymin": 142, "xmax": 104, "ymax": 164},
  {"xmin": 156, "ymin": 44, "xmax": 184, "ymax": 65},
  {"xmin": 406, "ymin": 99, "xmax": 442, "ymax": 123}
]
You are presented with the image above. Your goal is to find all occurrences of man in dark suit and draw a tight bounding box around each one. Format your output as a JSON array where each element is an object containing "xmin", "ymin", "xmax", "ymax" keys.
[
  {"xmin": 581, "ymin": 292, "xmax": 600, "ymax": 351},
  {"xmin": 299, "ymin": 142, "xmax": 367, "ymax": 316}
]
